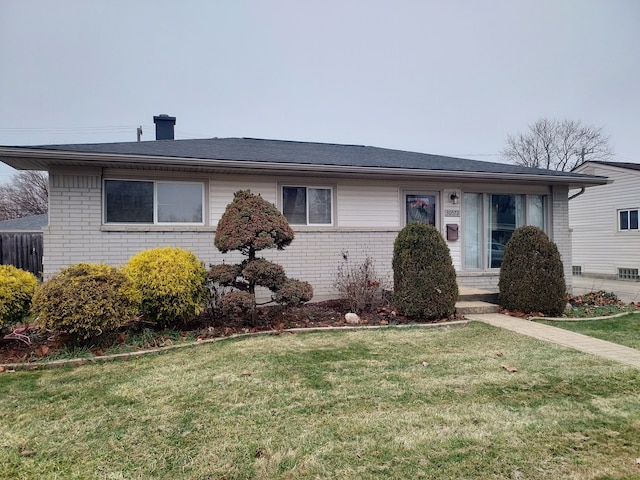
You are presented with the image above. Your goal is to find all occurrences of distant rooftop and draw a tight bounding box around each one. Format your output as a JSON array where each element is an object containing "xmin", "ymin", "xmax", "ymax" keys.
[
  {"xmin": 585, "ymin": 161, "xmax": 640, "ymax": 172},
  {"xmin": 0, "ymin": 214, "xmax": 48, "ymax": 232}
]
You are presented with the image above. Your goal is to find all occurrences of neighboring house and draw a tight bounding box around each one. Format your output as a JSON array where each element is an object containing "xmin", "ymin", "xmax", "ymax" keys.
[
  {"xmin": 0, "ymin": 213, "xmax": 47, "ymax": 277},
  {"xmin": 0, "ymin": 116, "xmax": 608, "ymax": 295},
  {"xmin": 570, "ymin": 161, "xmax": 640, "ymax": 281}
]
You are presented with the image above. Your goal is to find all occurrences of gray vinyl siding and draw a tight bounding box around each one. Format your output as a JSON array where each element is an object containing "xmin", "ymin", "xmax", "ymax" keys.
[{"xmin": 570, "ymin": 164, "xmax": 640, "ymax": 278}]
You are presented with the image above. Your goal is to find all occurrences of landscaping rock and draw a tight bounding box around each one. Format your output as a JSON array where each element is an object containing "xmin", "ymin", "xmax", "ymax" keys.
[{"xmin": 345, "ymin": 313, "xmax": 360, "ymax": 325}]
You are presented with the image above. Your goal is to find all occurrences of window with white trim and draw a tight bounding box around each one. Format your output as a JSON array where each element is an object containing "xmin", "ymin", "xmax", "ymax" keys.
[
  {"xmin": 104, "ymin": 180, "xmax": 204, "ymax": 224},
  {"xmin": 462, "ymin": 193, "xmax": 548, "ymax": 270},
  {"xmin": 618, "ymin": 209, "xmax": 639, "ymax": 231},
  {"xmin": 282, "ymin": 186, "xmax": 333, "ymax": 225}
]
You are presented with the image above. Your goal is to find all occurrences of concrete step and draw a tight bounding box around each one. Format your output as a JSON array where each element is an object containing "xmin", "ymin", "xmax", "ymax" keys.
[
  {"xmin": 458, "ymin": 286, "xmax": 499, "ymax": 304},
  {"xmin": 455, "ymin": 300, "xmax": 500, "ymax": 314}
]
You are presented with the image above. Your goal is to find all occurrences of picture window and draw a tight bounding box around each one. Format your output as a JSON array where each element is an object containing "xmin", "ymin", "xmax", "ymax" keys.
[{"xmin": 104, "ymin": 180, "xmax": 204, "ymax": 224}]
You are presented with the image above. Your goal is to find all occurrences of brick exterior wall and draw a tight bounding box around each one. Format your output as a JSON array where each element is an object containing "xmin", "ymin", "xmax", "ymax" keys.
[
  {"xmin": 43, "ymin": 173, "xmax": 571, "ymax": 296},
  {"xmin": 551, "ymin": 185, "xmax": 573, "ymax": 293}
]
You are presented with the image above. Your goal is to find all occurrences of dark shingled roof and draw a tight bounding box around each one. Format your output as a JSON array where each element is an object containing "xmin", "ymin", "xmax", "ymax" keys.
[
  {"xmin": 586, "ymin": 161, "xmax": 640, "ymax": 172},
  {"xmin": 16, "ymin": 137, "xmax": 596, "ymax": 179},
  {"xmin": 0, "ymin": 214, "xmax": 48, "ymax": 231}
]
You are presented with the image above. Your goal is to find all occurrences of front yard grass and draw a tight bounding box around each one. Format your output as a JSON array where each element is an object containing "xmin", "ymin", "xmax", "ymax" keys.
[
  {"xmin": 538, "ymin": 312, "xmax": 640, "ymax": 350},
  {"xmin": 2, "ymin": 322, "xmax": 639, "ymax": 479}
]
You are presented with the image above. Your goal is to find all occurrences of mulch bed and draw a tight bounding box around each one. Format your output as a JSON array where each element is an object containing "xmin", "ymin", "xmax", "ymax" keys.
[{"xmin": 1, "ymin": 299, "xmax": 462, "ymax": 365}]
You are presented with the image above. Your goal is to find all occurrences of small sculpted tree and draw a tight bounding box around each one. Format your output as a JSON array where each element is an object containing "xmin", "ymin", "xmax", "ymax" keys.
[{"xmin": 210, "ymin": 190, "xmax": 313, "ymax": 322}]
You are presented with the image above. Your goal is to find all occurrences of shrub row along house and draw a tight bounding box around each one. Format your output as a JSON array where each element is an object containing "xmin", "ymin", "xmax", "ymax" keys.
[{"xmin": 0, "ymin": 115, "xmax": 608, "ymax": 295}]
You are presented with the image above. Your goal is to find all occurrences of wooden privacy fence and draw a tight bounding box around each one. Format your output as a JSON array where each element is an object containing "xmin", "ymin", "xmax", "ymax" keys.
[{"xmin": 0, "ymin": 233, "xmax": 43, "ymax": 278}]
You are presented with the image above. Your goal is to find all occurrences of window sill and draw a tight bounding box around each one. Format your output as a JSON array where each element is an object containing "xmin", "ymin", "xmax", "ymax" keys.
[
  {"xmin": 290, "ymin": 226, "xmax": 402, "ymax": 233},
  {"xmin": 101, "ymin": 225, "xmax": 215, "ymax": 233}
]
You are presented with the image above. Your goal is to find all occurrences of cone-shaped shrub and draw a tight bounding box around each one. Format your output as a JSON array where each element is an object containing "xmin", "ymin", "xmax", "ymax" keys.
[
  {"xmin": 498, "ymin": 226, "xmax": 566, "ymax": 315},
  {"xmin": 0, "ymin": 265, "xmax": 38, "ymax": 327},
  {"xmin": 393, "ymin": 223, "xmax": 458, "ymax": 319}
]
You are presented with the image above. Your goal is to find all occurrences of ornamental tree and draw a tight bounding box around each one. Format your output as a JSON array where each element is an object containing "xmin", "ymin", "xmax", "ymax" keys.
[{"xmin": 210, "ymin": 190, "xmax": 313, "ymax": 322}]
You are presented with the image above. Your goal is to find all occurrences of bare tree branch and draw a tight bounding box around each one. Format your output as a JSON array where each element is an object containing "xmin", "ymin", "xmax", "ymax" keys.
[
  {"xmin": 501, "ymin": 118, "xmax": 614, "ymax": 171},
  {"xmin": 0, "ymin": 171, "xmax": 48, "ymax": 221}
]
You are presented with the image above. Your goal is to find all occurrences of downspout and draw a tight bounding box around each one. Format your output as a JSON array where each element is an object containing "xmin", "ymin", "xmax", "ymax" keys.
[
  {"xmin": 566, "ymin": 186, "xmax": 585, "ymax": 296},
  {"xmin": 568, "ymin": 187, "xmax": 585, "ymax": 201}
]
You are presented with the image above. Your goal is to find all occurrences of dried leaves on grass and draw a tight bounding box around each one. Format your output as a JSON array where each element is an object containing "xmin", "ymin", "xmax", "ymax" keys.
[{"xmin": 1, "ymin": 325, "xmax": 639, "ymax": 479}]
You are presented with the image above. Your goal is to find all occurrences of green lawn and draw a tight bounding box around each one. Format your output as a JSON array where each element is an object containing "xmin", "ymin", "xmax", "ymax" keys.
[
  {"xmin": 539, "ymin": 312, "xmax": 640, "ymax": 350},
  {"xmin": 2, "ymin": 323, "xmax": 639, "ymax": 480}
]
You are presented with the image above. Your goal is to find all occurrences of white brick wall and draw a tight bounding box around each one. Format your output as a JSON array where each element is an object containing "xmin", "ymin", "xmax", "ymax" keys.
[
  {"xmin": 551, "ymin": 185, "xmax": 572, "ymax": 292},
  {"xmin": 43, "ymin": 172, "xmax": 574, "ymax": 297}
]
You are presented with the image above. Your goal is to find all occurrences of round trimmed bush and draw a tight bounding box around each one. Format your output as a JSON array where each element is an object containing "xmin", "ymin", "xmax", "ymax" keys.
[
  {"xmin": 498, "ymin": 226, "xmax": 566, "ymax": 315},
  {"xmin": 273, "ymin": 278, "xmax": 314, "ymax": 306},
  {"xmin": 214, "ymin": 189, "xmax": 295, "ymax": 254},
  {"xmin": 31, "ymin": 263, "xmax": 140, "ymax": 340},
  {"xmin": 209, "ymin": 264, "xmax": 241, "ymax": 286},
  {"xmin": 220, "ymin": 290, "xmax": 256, "ymax": 319},
  {"xmin": 123, "ymin": 247, "xmax": 208, "ymax": 326},
  {"xmin": 392, "ymin": 223, "xmax": 458, "ymax": 319},
  {"xmin": 241, "ymin": 258, "xmax": 287, "ymax": 290},
  {"xmin": 0, "ymin": 265, "xmax": 38, "ymax": 327}
]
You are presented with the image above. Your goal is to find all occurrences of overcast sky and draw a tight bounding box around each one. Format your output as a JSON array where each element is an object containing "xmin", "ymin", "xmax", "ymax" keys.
[{"xmin": 0, "ymin": 1, "xmax": 638, "ymax": 183}]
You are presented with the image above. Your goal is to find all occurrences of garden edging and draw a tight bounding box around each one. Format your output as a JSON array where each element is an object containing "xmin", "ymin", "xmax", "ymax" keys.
[
  {"xmin": 530, "ymin": 311, "xmax": 634, "ymax": 322},
  {"xmin": 0, "ymin": 320, "xmax": 470, "ymax": 372}
]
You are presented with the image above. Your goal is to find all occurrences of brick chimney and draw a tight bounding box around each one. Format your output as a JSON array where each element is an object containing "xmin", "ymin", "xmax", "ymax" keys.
[{"xmin": 153, "ymin": 114, "xmax": 176, "ymax": 140}]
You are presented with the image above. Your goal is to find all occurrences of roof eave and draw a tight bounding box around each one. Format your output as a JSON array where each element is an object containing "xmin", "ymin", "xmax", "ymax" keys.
[{"xmin": 0, "ymin": 148, "xmax": 609, "ymax": 188}]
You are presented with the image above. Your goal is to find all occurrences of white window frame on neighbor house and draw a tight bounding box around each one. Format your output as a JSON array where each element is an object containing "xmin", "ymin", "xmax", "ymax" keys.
[
  {"xmin": 280, "ymin": 185, "xmax": 334, "ymax": 226},
  {"xmin": 462, "ymin": 192, "xmax": 549, "ymax": 270},
  {"xmin": 103, "ymin": 179, "xmax": 205, "ymax": 225},
  {"xmin": 618, "ymin": 208, "xmax": 639, "ymax": 232}
]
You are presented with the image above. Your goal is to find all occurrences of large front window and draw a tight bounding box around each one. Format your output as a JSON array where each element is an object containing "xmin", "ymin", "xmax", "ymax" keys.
[
  {"xmin": 488, "ymin": 194, "xmax": 525, "ymax": 268},
  {"xmin": 104, "ymin": 180, "xmax": 204, "ymax": 224},
  {"xmin": 463, "ymin": 193, "xmax": 547, "ymax": 269},
  {"xmin": 282, "ymin": 186, "xmax": 332, "ymax": 225}
]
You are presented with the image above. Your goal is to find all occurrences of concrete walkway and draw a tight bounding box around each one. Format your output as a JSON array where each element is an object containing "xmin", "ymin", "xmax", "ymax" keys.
[{"xmin": 466, "ymin": 313, "xmax": 640, "ymax": 369}]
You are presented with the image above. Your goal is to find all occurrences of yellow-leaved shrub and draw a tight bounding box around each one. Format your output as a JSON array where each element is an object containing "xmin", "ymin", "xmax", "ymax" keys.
[
  {"xmin": 123, "ymin": 247, "xmax": 208, "ymax": 326},
  {"xmin": 31, "ymin": 263, "xmax": 140, "ymax": 340},
  {"xmin": 0, "ymin": 264, "xmax": 38, "ymax": 327}
]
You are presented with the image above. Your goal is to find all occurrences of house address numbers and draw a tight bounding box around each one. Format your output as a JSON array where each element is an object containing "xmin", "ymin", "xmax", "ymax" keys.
[{"xmin": 445, "ymin": 209, "xmax": 460, "ymax": 217}]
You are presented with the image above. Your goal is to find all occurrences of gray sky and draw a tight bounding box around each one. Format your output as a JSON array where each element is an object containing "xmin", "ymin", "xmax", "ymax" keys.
[{"xmin": 0, "ymin": 0, "xmax": 638, "ymax": 183}]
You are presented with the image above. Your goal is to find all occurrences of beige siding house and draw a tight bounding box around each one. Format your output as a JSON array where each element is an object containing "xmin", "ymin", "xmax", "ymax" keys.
[
  {"xmin": 570, "ymin": 161, "xmax": 640, "ymax": 281},
  {"xmin": 0, "ymin": 122, "xmax": 608, "ymax": 296}
]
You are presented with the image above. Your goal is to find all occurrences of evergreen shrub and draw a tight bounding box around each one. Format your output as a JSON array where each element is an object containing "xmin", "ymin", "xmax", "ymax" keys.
[
  {"xmin": 272, "ymin": 278, "xmax": 314, "ymax": 306},
  {"xmin": 31, "ymin": 263, "xmax": 139, "ymax": 340},
  {"xmin": 392, "ymin": 223, "xmax": 458, "ymax": 319},
  {"xmin": 241, "ymin": 258, "xmax": 287, "ymax": 291},
  {"xmin": 498, "ymin": 226, "xmax": 566, "ymax": 315},
  {"xmin": 210, "ymin": 190, "xmax": 313, "ymax": 321},
  {"xmin": 219, "ymin": 291, "xmax": 256, "ymax": 319},
  {"xmin": 0, "ymin": 265, "xmax": 38, "ymax": 327},
  {"xmin": 123, "ymin": 247, "xmax": 208, "ymax": 326}
]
